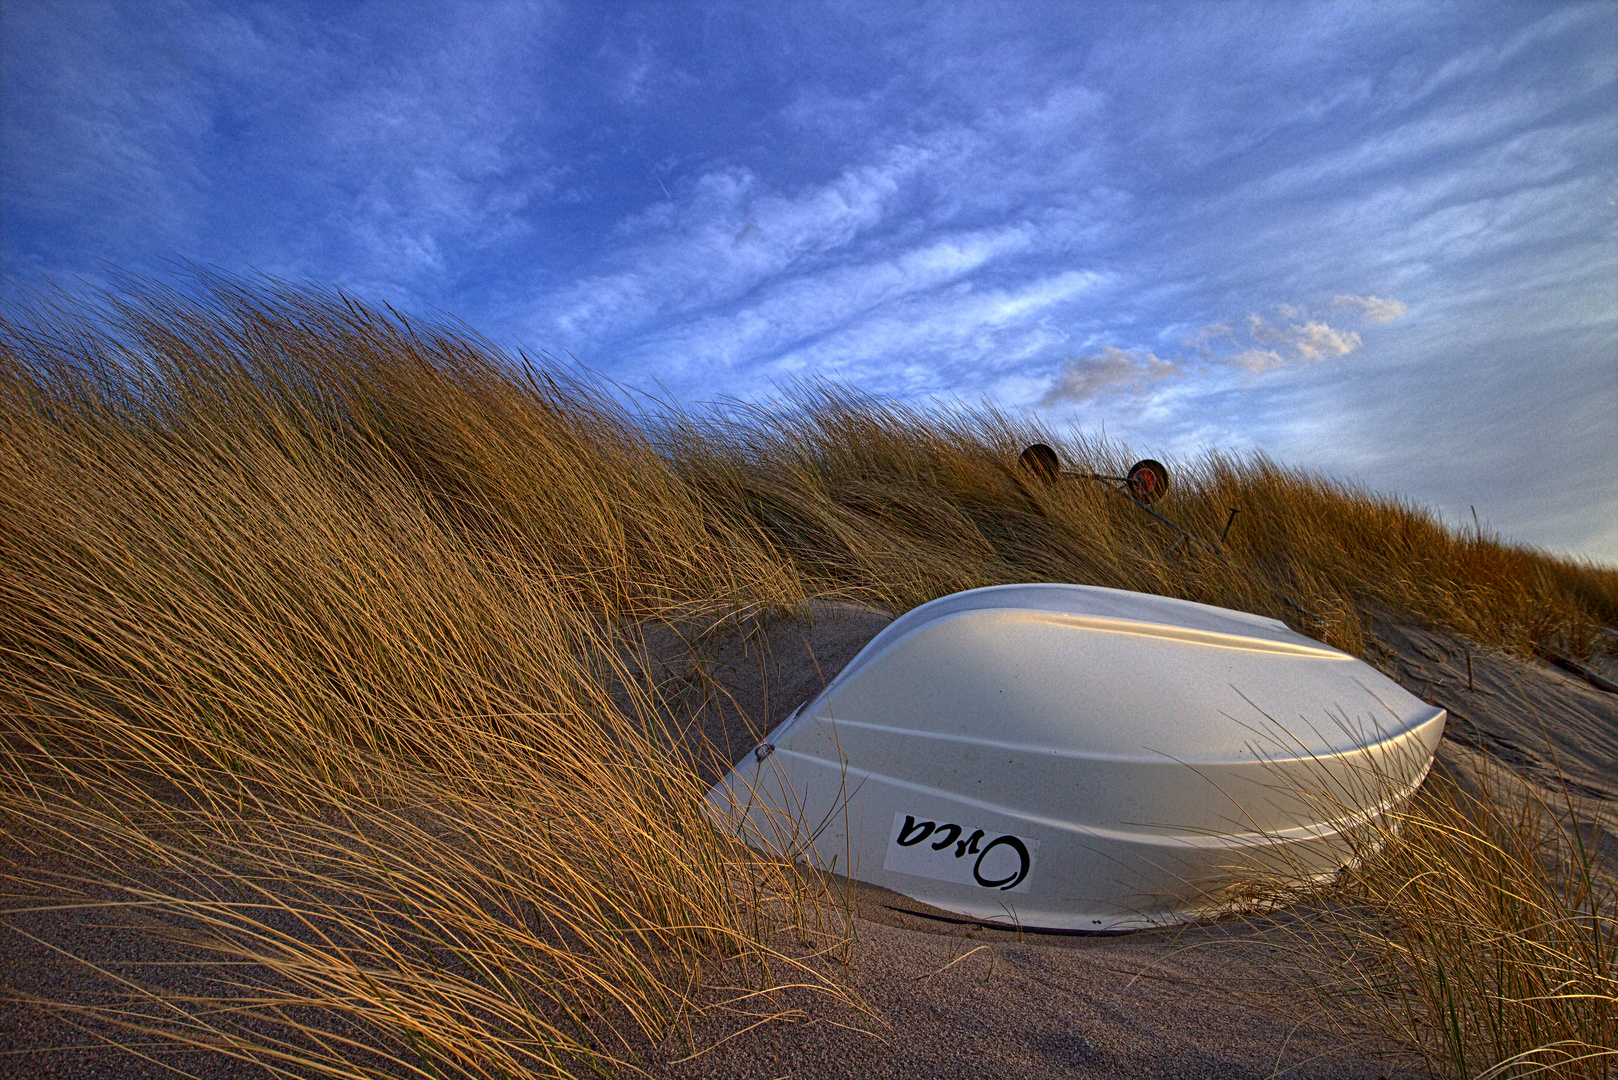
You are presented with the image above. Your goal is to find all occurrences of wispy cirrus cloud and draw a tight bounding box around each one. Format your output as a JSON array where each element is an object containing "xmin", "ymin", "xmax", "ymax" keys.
[{"xmin": 542, "ymin": 154, "xmax": 931, "ymax": 343}]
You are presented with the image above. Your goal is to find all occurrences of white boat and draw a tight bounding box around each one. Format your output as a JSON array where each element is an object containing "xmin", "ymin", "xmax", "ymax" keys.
[{"xmin": 707, "ymin": 584, "xmax": 1445, "ymax": 931}]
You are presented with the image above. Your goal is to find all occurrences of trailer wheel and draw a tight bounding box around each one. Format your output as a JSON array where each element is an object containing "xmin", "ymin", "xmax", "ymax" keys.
[
  {"xmin": 1126, "ymin": 459, "xmax": 1169, "ymax": 503},
  {"xmin": 1019, "ymin": 444, "xmax": 1061, "ymax": 481}
]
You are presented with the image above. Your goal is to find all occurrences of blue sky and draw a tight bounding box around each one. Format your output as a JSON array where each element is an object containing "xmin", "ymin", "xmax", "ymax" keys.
[{"xmin": 3, "ymin": 1, "xmax": 1615, "ymax": 562}]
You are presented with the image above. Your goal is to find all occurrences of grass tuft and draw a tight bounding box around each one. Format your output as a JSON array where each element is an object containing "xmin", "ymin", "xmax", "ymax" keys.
[{"xmin": 1253, "ymin": 751, "xmax": 1616, "ymax": 1079}]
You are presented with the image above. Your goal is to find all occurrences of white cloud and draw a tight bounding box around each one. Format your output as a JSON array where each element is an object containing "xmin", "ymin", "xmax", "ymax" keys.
[
  {"xmin": 1185, "ymin": 322, "xmax": 1232, "ymax": 348},
  {"xmin": 1247, "ymin": 309, "xmax": 1368, "ymax": 361},
  {"xmin": 1040, "ymin": 346, "xmax": 1182, "ymax": 405},
  {"xmin": 1330, "ymin": 294, "xmax": 1407, "ymax": 321},
  {"xmin": 1290, "ymin": 320, "xmax": 1362, "ymax": 361},
  {"xmin": 1047, "ymin": 294, "xmax": 1401, "ymax": 403},
  {"xmin": 1229, "ymin": 348, "xmax": 1288, "ymax": 373}
]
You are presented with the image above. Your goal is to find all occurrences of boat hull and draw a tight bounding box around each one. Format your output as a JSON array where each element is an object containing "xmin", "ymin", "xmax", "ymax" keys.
[{"xmin": 708, "ymin": 584, "xmax": 1446, "ymax": 931}]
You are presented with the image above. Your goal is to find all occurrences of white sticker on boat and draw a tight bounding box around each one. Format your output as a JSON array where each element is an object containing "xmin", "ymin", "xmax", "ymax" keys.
[{"xmin": 883, "ymin": 812, "xmax": 1037, "ymax": 893}]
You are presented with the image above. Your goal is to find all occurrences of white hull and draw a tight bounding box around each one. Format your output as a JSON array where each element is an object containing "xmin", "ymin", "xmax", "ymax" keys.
[{"xmin": 708, "ymin": 584, "xmax": 1445, "ymax": 931}]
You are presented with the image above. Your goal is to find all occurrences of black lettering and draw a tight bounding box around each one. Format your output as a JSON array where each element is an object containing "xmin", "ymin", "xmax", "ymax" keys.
[
  {"xmin": 896, "ymin": 815, "xmax": 936, "ymax": 846},
  {"xmin": 930, "ymin": 823, "xmax": 962, "ymax": 850},
  {"xmin": 973, "ymin": 835, "xmax": 1031, "ymax": 891},
  {"xmin": 956, "ymin": 829, "xmax": 985, "ymax": 858}
]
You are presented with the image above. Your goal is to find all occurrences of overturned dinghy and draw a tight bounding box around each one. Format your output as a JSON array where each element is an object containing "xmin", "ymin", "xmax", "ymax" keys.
[{"xmin": 708, "ymin": 584, "xmax": 1445, "ymax": 931}]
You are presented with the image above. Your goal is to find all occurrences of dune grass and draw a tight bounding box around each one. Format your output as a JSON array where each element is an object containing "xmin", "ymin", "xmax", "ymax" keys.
[
  {"xmin": 2, "ymin": 273, "xmax": 1614, "ymax": 1077},
  {"xmin": 1252, "ymin": 747, "xmax": 1616, "ymax": 1080},
  {"xmin": 658, "ymin": 380, "xmax": 1617, "ymax": 662},
  {"xmin": 0, "ymin": 276, "xmax": 847, "ymax": 1077}
]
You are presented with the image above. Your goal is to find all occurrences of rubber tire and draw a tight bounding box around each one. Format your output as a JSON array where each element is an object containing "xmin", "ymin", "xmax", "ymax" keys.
[
  {"xmin": 1125, "ymin": 459, "xmax": 1169, "ymax": 503},
  {"xmin": 1019, "ymin": 444, "xmax": 1061, "ymax": 481}
]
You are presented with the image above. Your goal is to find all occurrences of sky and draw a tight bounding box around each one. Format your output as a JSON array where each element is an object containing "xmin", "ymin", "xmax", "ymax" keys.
[{"xmin": 2, "ymin": 1, "xmax": 1614, "ymax": 564}]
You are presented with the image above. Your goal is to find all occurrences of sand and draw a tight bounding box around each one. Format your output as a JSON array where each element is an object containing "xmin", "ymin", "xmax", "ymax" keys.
[{"xmin": 4, "ymin": 600, "xmax": 1614, "ymax": 1078}]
